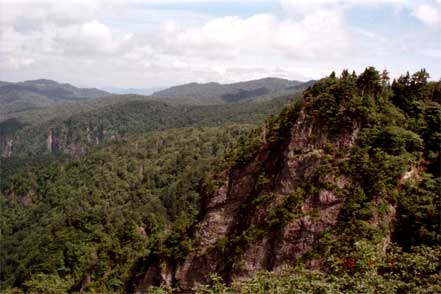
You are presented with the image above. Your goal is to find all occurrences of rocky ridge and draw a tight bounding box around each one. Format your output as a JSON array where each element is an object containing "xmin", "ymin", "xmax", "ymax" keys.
[{"xmin": 135, "ymin": 69, "xmax": 439, "ymax": 292}]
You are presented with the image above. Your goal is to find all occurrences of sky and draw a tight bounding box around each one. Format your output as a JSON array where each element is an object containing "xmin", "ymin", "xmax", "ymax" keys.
[{"xmin": 0, "ymin": 0, "xmax": 440, "ymax": 88}]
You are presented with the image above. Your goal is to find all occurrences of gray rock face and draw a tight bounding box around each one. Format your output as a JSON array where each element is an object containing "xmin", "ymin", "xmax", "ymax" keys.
[{"xmin": 136, "ymin": 99, "xmax": 363, "ymax": 292}]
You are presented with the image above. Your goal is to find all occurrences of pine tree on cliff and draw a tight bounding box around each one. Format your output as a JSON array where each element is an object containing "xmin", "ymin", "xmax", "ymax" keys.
[{"xmin": 356, "ymin": 66, "xmax": 381, "ymax": 98}]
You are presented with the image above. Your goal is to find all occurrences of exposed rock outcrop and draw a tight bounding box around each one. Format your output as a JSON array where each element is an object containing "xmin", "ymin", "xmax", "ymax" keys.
[
  {"xmin": 1, "ymin": 120, "xmax": 111, "ymax": 157},
  {"xmin": 47, "ymin": 129, "xmax": 54, "ymax": 152},
  {"xmin": 135, "ymin": 97, "xmax": 365, "ymax": 292},
  {"xmin": 43, "ymin": 126, "xmax": 109, "ymax": 155},
  {"xmin": 3, "ymin": 139, "xmax": 13, "ymax": 157}
]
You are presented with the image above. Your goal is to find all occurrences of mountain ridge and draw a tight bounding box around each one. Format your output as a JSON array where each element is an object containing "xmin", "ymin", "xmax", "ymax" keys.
[
  {"xmin": 135, "ymin": 68, "xmax": 441, "ymax": 292},
  {"xmin": 0, "ymin": 79, "xmax": 111, "ymax": 114},
  {"xmin": 152, "ymin": 77, "xmax": 315, "ymax": 103}
]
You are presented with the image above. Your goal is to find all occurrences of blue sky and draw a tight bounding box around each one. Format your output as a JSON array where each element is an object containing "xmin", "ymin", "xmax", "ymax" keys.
[
  {"xmin": 0, "ymin": 0, "xmax": 440, "ymax": 88},
  {"xmin": 137, "ymin": 1, "xmax": 279, "ymax": 17}
]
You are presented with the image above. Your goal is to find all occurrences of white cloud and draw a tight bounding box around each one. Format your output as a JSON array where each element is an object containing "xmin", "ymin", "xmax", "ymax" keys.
[
  {"xmin": 0, "ymin": 0, "xmax": 125, "ymax": 29},
  {"xmin": 0, "ymin": 55, "xmax": 34, "ymax": 71},
  {"xmin": 55, "ymin": 20, "xmax": 131, "ymax": 55},
  {"xmin": 414, "ymin": 4, "xmax": 441, "ymax": 29},
  {"xmin": 0, "ymin": 0, "xmax": 440, "ymax": 87},
  {"xmin": 157, "ymin": 9, "xmax": 350, "ymax": 60}
]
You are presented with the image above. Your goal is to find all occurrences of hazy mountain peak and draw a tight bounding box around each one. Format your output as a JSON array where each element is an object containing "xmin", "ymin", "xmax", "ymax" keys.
[
  {"xmin": 153, "ymin": 77, "xmax": 314, "ymax": 103},
  {"xmin": 0, "ymin": 79, "xmax": 110, "ymax": 114},
  {"xmin": 22, "ymin": 79, "xmax": 61, "ymax": 85}
]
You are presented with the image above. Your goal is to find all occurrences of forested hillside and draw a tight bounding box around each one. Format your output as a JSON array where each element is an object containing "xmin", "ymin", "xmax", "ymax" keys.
[
  {"xmin": 139, "ymin": 68, "xmax": 440, "ymax": 293},
  {"xmin": 0, "ymin": 79, "xmax": 110, "ymax": 115},
  {"xmin": 0, "ymin": 68, "xmax": 440, "ymax": 294},
  {"xmin": 0, "ymin": 126, "xmax": 253, "ymax": 293},
  {"xmin": 0, "ymin": 95, "xmax": 295, "ymax": 159},
  {"xmin": 1, "ymin": 77, "xmax": 311, "ymax": 159},
  {"xmin": 152, "ymin": 77, "xmax": 314, "ymax": 103}
]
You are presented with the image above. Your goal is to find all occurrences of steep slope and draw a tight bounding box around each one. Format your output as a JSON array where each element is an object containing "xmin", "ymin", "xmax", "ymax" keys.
[
  {"xmin": 0, "ymin": 79, "xmax": 110, "ymax": 114},
  {"xmin": 136, "ymin": 68, "xmax": 440, "ymax": 292},
  {"xmin": 152, "ymin": 77, "xmax": 314, "ymax": 103}
]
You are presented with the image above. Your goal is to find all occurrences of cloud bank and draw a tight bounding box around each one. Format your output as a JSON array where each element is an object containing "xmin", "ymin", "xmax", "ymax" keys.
[{"xmin": 0, "ymin": 0, "xmax": 440, "ymax": 87}]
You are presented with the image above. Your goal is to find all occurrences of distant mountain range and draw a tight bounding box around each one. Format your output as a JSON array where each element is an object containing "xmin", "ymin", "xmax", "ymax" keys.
[
  {"xmin": 0, "ymin": 79, "xmax": 110, "ymax": 114},
  {"xmin": 152, "ymin": 77, "xmax": 316, "ymax": 103},
  {"xmin": 0, "ymin": 77, "xmax": 316, "ymax": 116}
]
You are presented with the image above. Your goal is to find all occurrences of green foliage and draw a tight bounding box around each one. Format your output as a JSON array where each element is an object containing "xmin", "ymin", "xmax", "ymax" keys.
[
  {"xmin": 1, "ymin": 94, "xmax": 297, "ymax": 157},
  {"xmin": 152, "ymin": 77, "xmax": 312, "ymax": 103},
  {"xmin": 308, "ymin": 74, "xmax": 366, "ymax": 134},
  {"xmin": 222, "ymin": 128, "xmax": 262, "ymax": 167},
  {"xmin": 223, "ymin": 99, "xmax": 303, "ymax": 169},
  {"xmin": 374, "ymin": 126, "xmax": 423, "ymax": 155},
  {"xmin": 356, "ymin": 66, "xmax": 382, "ymax": 97},
  {"xmin": 151, "ymin": 68, "xmax": 440, "ymax": 293},
  {"xmin": 23, "ymin": 274, "xmax": 73, "ymax": 294},
  {"xmin": 394, "ymin": 175, "xmax": 441, "ymax": 249},
  {"xmin": 1, "ymin": 68, "xmax": 439, "ymax": 293},
  {"xmin": 265, "ymin": 102, "xmax": 301, "ymax": 145},
  {"xmin": 0, "ymin": 126, "xmax": 251, "ymax": 292},
  {"xmin": 306, "ymin": 69, "xmax": 440, "ymax": 269},
  {"xmin": 0, "ymin": 79, "xmax": 109, "ymax": 115},
  {"xmin": 190, "ymin": 246, "xmax": 441, "ymax": 294}
]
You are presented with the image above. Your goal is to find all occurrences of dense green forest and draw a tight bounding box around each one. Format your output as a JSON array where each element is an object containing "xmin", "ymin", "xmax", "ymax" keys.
[
  {"xmin": 145, "ymin": 68, "xmax": 440, "ymax": 293},
  {"xmin": 0, "ymin": 126, "xmax": 253, "ymax": 293},
  {"xmin": 1, "ymin": 94, "xmax": 294, "ymax": 159},
  {"xmin": 1, "ymin": 68, "xmax": 440, "ymax": 293}
]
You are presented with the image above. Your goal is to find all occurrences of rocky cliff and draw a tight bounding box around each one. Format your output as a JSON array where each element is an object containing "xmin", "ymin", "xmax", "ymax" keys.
[
  {"xmin": 135, "ymin": 70, "xmax": 439, "ymax": 292},
  {"xmin": 137, "ymin": 92, "xmax": 360, "ymax": 291},
  {"xmin": 0, "ymin": 123, "xmax": 111, "ymax": 157},
  {"xmin": 173, "ymin": 102, "xmax": 358, "ymax": 289},
  {"xmin": 45, "ymin": 125, "xmax": 109, "ymax": 155}
]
